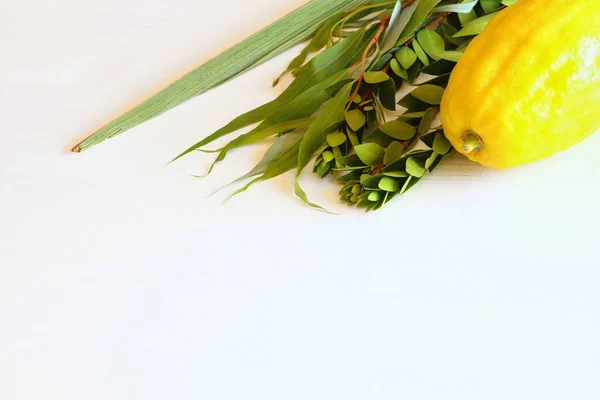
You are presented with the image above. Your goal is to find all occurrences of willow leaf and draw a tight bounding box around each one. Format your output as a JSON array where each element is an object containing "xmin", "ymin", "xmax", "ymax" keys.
[
  {"xmin": 73, "ymin": 0, "xmax": 371, "ymax": 152},
  {"xmin": 432, "ymin": 0, "xmax": 478, "ymax": 13},
  {"xmin": 454, "ymin": 12, "xmax": 499, "ymax": 37},
  {"xmin": 208, "ymin": 131, "xmax": 305, "ymax": 198},
  {"xmin": 273, "ymin": 12, "xmax": 345, "ymax": 86},
  {"xmin": 215, "ymin": 118, "xmax": 313, "ymax": 154},
  {"xmin": 396, "ymin": 0, "xmax": 442, "ymax": 45},
  {"xmin": 382, "ymin": 0, "xmax": 419, "ymax": 52},
  {"xmin": 380, "ymin": 1, "xmax": 404, "ymax": 53},
  {"xmin": 172, "ymin": 26, "xmax": 372, "ymax": 162},
  {"xmin": 188, "ymin": 69, "xmax": 350, "ymax": 175},
  {"xmin": 297, "ymin": 82, "xmax": 353, "ymax": 176},
  {"xmin": 224, "ymin": 141, "xmax": 301, "ymax": 204},
  {"xmin": 294, "ymin": 82, "xmax": 353, "ymax": 210}
]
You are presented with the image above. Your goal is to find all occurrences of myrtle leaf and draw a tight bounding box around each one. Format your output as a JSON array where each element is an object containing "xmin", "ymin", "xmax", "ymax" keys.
[
  {"xmin": 406, "ymin": 156, "xmax": 426, "ymax": 178},
  {"xmin": 380, "ymin": 120, "xmax": 417, "ymax": 140},
  {"xmin": 425, "ymin": 152, "xmax": 438, "ymax": 169},
  {"xmin": 417, "ymin": 29, "xmax": 445, "ymax": 60},
  {"xmin": 355, "ymin": 143, "xmax": 385, "ymax": 166},
  {"xmin": 384, "ymin": 141, "xmax": 405, "ymax": 165},
  {"xmin": 378, "ymin": 78, "xmax": 397, "ymax": 111},
  {"xmin": 433, "ymin": 132, "xmax": 452, "ymax": 155},
  {"xmin": 379, "ymin": 177, "xmax": 400, "ymax": 192},
  {"xmin": 363, "ymin": 71, "xmax": 391, "ymax": 84},
  {"xmin": 418, "ymin": 107, "xmax": 436, "ymax": 134},
  {"xmin": 368, "ymin": 191, "xmax": 381, "ymax": 202},
  {"xmin": 345, "ymin": 109, "xmax": 367, "ymax": 131},
  {"xmin": 411, "ymin": 84, "xmax": 445, "ymax": 104},
  {"xmin": 395, "ymin": 46, "xmax": 418, "ymax": 69},
  {"xmin": 327, "ymin": 132, "xmax": 347, "ymax": 147},
  {"xmin": 390, "ymin": 58, "xmax": 408, "ymax": 79}
]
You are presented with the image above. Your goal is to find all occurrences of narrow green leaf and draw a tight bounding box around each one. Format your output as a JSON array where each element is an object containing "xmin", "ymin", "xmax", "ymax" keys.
[
  {"xmin": 396, "ymin": 0, "xmax": 442, "ymax": 45},
  {"xmin": 297, "ymin": 82, "xmax": 353, "ymax": 174},
  {"xmin": 399, "ymin": 176, "xmax": 415, "ymax": 194},
  {"xmin": 173, "ymin": 65, "xmax": 351, "ymax": 163},
  {"xmin": 215, "ymin": 117, "xmax": 313, "ymax": 152},
  {"xmin": 347, "ymin": 130, "xmax": 359, "ymax": 147},
  {"xmin": 428, "ymin": 151, "xmax": 445, "ymax": 172},
  {"xmin": 412, "ymin": 40, "xmax": 429, "ymax": 66},
  {"xmin": 381, "ymin": 0, "xmax": 419, "ymax": 52},
  {"xmin": 435, "ymin": 50, "xmax": 464, "ymax": 62},
  {"xmin": 400, "ymin": 111, "xmax": 427, "ymax": 119},
  {"xmin": 212, "ymin": 131, "xmax": 305, "ymax": 196},
  {"xmin": 383, "ymin": 170, "xmax": 409, "ymax": 178},
  {"xmin": 295, "ymin": 82, "xmax": 353, "ymax": 210},
  {"xmin": 458, "ymin": 10, "xmax": 477, "ymax": 25},
  {"xmin": 224, "ymin": 141, "xmax": 301, "ymax": 203},
  {"xmin": 418, "ymin": 107, "xmax": 436, "ymax": 134},
  {"xmin": 454, "ymin": 12, "xmax": 499, "ymax": 37},
  {"xmin": 355, "ymin": 143, "xmax": 385, "ymax": 166},
  {"xmin": 432, "ymin": 0, "xmax": 478, "ymax": 13},
  {"xmin": 177, "ymin": 69, "xmax": 350, "ymax": 172},
  {"xmin": 274, "ymin": 12, "xmax": 345, "ymax": 86},
  {"xmin": 325, "ymin": 78, "xmax": 356, "ymax": 97},
  {"xmin": 294, "ymin": 181, "xmax": 336, "ymax": 214}
]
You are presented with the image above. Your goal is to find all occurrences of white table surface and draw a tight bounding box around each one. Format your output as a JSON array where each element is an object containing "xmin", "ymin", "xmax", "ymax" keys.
[{"xmin": 2, "ymin": 1, "xmax": 600, "ymax": 399}]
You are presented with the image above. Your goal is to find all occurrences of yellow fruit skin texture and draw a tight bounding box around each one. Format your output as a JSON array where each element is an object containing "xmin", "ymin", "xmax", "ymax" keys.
[{"xmin": 440, "ymin": 0, "xmax": 600, "ymax": 169}]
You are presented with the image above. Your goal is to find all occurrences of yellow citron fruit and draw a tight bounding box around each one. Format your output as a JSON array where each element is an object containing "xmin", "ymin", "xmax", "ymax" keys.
[{"xmin": 440, "ymin": 0, "xmax": 600, "ymax": 169}]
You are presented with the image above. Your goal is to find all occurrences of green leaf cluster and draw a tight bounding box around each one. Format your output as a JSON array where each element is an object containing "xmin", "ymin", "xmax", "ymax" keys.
[{"xmin": 76, "ymin": 0, "xmax": 520, "ymax": 211}]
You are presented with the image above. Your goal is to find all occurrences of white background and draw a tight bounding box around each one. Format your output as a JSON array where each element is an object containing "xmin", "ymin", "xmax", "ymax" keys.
[{"xmin": 1, "ymin": 0, "xmax": 600, "ymax": 399}]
